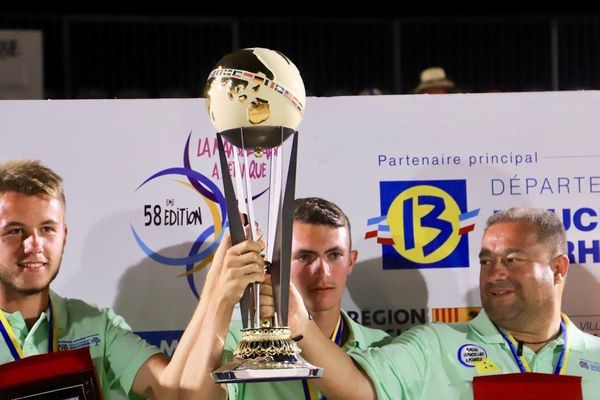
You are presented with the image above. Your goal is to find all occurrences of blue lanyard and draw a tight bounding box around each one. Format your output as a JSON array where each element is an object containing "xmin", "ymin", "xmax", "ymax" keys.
[
  {"xmin": 497, "ymin": 315, "xmax": 569, "ymax": 375},
  {"xmin": 302, "ymin": 315, "xmax": 345, "ymax": 400},
  {"xmin": 0, "ymin": 299, "xmax": 56, "ymax": 360}
]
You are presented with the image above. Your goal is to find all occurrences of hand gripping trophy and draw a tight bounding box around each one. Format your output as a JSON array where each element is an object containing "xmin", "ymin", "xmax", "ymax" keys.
[{"xmin": 205, "ymin": 48, "xmax": 323, "ymax": 383}]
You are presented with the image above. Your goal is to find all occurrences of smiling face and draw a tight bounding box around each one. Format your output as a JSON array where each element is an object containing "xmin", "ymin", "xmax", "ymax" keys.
[
  {"xmin": 0, "ymin": 192, "xmax": 67, "ymax": 299},
  {"xmin": 290, "ymin": 222, "xmax": 357, "ymax": 315},
  {"xmin": 479, "ymin": 221, "xmax": 559, "ymax": 331}
]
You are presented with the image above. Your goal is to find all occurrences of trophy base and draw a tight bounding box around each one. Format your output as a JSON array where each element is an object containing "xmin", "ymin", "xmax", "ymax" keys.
[{"xmin": 211, "ymin": 353, "xmax": 323, "ymax": 383}]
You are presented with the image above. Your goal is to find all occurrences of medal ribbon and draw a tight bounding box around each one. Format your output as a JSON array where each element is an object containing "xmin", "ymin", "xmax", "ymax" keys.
[
  {"xmin": 0, "ymin": 299, "xmax": 57, "ymax": 360},
  {"xmin": 302, "ymin": 314, "xmax": 345, "ymax": 400},
  {"xmin": 497, "ymin": 313, "xmax": 570, "ymax": 375}
]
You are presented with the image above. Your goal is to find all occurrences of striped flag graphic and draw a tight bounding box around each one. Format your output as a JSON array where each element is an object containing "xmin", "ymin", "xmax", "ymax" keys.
[
  {"xmin": 365, "ymin": 215, "xmax": 395, "ymax": 245},
  {"xmin": 432, "ymin": 307, "xmax": 481, "ymax": 323},
  {"xmin": 458, "ymin": 208, "xmax": 480, "ymax": 235}
]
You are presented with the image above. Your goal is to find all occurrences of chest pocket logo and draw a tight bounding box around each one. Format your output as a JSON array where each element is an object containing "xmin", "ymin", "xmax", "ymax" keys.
[
  {"xmin": 457, "ymin": 344, "xmax": 487, "ymax": 367},
  {"xmin": 58, "ymin": 334, "xmax": 102, "ymax": 350}
]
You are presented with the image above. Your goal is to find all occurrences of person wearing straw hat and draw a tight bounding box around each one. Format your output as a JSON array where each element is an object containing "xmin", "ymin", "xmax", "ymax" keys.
[{"xmin": 414, "ymin": 66, "xmax": 455, "ymax": 94}]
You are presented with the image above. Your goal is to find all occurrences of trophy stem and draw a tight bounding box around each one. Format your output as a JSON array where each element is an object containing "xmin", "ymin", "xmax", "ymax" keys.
[
  {"xmin": 253, "ymin": 282, "xmax": 261, "ymax": 328},
  {"xmin": 212, "ymin": 129, "xmax": 322, "ymax": 383}
]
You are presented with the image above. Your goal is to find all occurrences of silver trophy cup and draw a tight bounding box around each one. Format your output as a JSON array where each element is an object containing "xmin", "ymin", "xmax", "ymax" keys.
[{"xmin": 205, "ymin": 48, "xmax": 323, "ymax": 383}]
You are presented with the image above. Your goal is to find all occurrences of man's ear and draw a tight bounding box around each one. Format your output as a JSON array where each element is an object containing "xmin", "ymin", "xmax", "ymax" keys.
[
  {"xmin": 553, "ymin": 254, "xmax": 570, "ymax": 284},
  {"xmin": 62, "ymin": 224, "xmax": 68, "ymax": 251},
  {"xmin": 347, "ymin": 249, "xmax": 358, "ymax": 275}
]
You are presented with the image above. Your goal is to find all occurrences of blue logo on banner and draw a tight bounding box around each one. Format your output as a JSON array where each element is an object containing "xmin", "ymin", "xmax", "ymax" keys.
[{"xmin": 368, "ymin": 180, "xmax": 477, "ymax": 269}]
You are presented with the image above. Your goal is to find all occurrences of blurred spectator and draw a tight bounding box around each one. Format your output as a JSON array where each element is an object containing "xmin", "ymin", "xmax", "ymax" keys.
[
  {"xmin": 414, "ymin": 67, "xmax": 455, "ymax": 94},
  {"xmin": 359, "ymin": 87, "xmax": 383, "ymax": 95}
]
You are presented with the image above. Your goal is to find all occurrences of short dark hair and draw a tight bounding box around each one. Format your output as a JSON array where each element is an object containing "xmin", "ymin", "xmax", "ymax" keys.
[
  {"xmin": 485, "ymin": 207, "xmax": 566, "ymax": 255},
  {"xmin": 0, "ymin": 159, "xmax": 66, "ymax": 208},
  {"xmin": 294, "ymin": 197, "xmax": 352, "ymax": 246}
]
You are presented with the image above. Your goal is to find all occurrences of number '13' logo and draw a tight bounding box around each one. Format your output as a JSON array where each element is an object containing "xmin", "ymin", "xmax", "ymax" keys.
[{"xmin": 387, "ymin": 185, "xmax": 461, "ymax": 263}]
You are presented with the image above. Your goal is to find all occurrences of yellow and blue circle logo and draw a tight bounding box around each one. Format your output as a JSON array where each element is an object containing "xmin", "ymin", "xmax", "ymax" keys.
[
  {"xmin": 365, "ymin": 180, "xmax": 478, "ymax": 269},
  {"xmin": 130, "ymin": 133, "xmax": 227, "ymax": 298},
  {"xmin": 130, "ymin": 132, "xmax": 271, "ymax": 298}
]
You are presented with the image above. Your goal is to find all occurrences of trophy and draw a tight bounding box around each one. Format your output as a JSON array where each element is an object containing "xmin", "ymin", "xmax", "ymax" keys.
[{"xmin": 205, "ymin": 48, "xmax": 323, "ymax": 383}]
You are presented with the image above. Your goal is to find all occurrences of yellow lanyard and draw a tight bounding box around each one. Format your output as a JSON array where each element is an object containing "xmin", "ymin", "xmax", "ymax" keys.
[
  {"xmin": 499, "ymin": 313, "xmax": 571, "ymax": 375},
  {"xmin": 0, "ymin": 301, "xmax": 57, "ymax": 360},
  {"xmin": 303, "ymin": 314, "xmax": 344, "ymax": 400}
]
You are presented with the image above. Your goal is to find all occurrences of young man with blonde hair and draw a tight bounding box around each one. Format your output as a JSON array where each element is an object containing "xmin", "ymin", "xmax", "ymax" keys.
[{"xmin": 0, "ymin": 159, "xmax": 252, "ymax": 399}]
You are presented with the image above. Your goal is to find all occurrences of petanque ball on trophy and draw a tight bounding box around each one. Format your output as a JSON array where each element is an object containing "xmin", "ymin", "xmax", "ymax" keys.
[
  {"xmin": 206, "ymin": 47, "xmax": 305, "ymax": 142},
  {"xmin": 206, "ymin": 48, "xmax": 323, "ymax": 383}
]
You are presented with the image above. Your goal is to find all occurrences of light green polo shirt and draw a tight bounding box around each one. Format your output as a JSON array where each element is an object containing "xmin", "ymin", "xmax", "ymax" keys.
[
  {"xmin": 0, "ymin": 291, "xmax": 161, "ymax": 400},
  {"xmin": 351, "ymin": 309, "xmax": 600, "ymax": 399},
  {"xmin": 224, "ymin": 310, "xmax": 392, "ymax": 400}
]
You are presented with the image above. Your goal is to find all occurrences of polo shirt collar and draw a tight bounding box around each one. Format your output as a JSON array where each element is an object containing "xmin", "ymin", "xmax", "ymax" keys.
[
  {"xmin": 341, "ymin": 310, "xmax": 361, "ymax": 349},
  {"xmin": 562, "ymin": 314, "xmax": 587, "ymax": 352},
  {"xmin": 49, "ymin": 290, "xmax": 68, "ymax": 333},
  {"xmin": 469, "ymin": 309, "xmax": 587, "ymax": 352},
  {"xmin": 2, "ymin": 300, "xmax": 53, "ymax": 344},
  {"xmin": 467, "ymin": 309, "xmax": 505, "ymax": 344}
]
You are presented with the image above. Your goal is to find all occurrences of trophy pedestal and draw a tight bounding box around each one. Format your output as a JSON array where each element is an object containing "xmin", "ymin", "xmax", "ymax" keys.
[
  {"xmin": 212, "ymin": 326, "xmax": 323, "ymax": 383},
  {"xmin": 212, "ymin": 354, "xmax": 323, "ymax": 383}
]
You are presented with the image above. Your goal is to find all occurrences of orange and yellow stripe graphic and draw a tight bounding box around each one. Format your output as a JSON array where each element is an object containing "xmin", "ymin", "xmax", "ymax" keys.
[{"xmin": 432, "ymin": 307, "xmax": 481, "ymax": 323}]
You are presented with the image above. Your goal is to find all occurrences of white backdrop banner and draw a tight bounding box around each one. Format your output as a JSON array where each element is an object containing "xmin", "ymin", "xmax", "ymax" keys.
[{"xmin": 1, "ymin": 92, "xmax": 600, "ymax": 356}]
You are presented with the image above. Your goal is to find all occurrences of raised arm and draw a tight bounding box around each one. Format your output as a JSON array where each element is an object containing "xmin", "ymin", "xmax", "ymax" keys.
[
  {"xmin": 131, "ymin": 233, "xmax": 265, "ymax": 399},
  {"xmin": 261, "ymin": 280, "xmax": 377, "ymax": 400}
]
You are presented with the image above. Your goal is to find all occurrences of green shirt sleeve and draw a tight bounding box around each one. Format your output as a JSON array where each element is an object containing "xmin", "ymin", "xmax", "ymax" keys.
[
  {"xmin": 349, "ymin": 324, "xmax": 437, "ymax": 400},
  {"xmin": 102, "ymin": 308, "xmax": 162, "ymax": 398},
  {"xmin": 224, "ymin": 320, "xmax": 243, "ymax": 400}
]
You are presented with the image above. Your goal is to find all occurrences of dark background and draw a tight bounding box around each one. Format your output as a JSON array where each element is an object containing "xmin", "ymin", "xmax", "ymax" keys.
[{"xmin": 3, "ymin": 2, "xmax": 600, "ymax": 98}]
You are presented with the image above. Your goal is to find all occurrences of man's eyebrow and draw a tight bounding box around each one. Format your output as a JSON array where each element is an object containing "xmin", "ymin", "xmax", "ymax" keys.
[
  {"xmin": 40, "ymin": 219, "xmax": 60, "ymax": 225},
  {"xmin": 325, "ymin": 246, "xmax": 344, "ymax": 253},
  {"xmin": 478, "ymin": 247, "xmax": 526, "ymax": 258},
  {"xmin": 1, "ymin": 221, "xmax": 30, "ymax": 230},
  {"xmin": 478, "ymin": 249, "xmax": 492, "ymax": 258},
  {"xmin": 503, "ymin": 248, "xmax": 527, "ymax": 255},
  {"xmin": 2, "ymin": 220, "xmax": 60, "ymax": 228},
  {"xmin": 293, "ymin": 249, "xmax": 318, "ymax": 255},
  {"xmin": 3, "ymin": 221, "xmax": 25, "ymax": 227}
]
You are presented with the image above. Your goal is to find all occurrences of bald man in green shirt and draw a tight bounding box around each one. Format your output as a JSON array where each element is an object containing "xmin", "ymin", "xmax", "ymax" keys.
[{"xmin": 283, "ymin": 207, "xmax": 600, "ymax": 399}]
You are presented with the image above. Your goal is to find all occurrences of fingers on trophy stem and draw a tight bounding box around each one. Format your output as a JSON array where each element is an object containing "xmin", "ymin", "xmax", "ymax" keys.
[
  {"xmin": 260, "ymin": 304, "xmax": 275, "ymax": 320},
  {"xmin": 257, "ymin": 274, "xmax": 275, "ymax": 319},
  {"xmin": 259, "ymin": 293, "xmax": 274, "ymax": 307},
  {"xmin": 262, "ymin": 273, "xmax": 273, "ymax": 285},
  {"xmin": 259, "ymin": 278, "xmax": 273, "ymax": 295}
]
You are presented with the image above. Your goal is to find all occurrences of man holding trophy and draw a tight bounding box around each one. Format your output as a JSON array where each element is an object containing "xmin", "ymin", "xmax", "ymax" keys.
[
  {"xmin": 185, "ymin": 48, "xmax": 390, "ymax": 399},
  {"xmin": 188, "ymin": 196, "xmax": 391, "ymax": 399},
  {"xmin": 278, "ymin": 208, "xmax": 600, "ymax": 399},
  {"xmin": 223, "ymin": 197, "xmax": 391, "ymax": 399},
  {"xmin": 194, "ymin": 48, "xmax": 600, "ymax": 400},
  {"xmin": 0, "ymin": 159, "xmax": 248, "ymax": 400}
]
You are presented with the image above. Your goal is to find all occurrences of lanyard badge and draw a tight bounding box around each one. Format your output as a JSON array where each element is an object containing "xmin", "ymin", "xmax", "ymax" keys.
[
  {"xmin": 302, "ymin": 314, "xmax": 345, "ymax": 400},
  {"xmin": 498, "ymin": 313, "xmax": 570, "ymax": 375}
]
